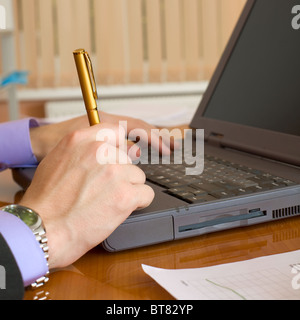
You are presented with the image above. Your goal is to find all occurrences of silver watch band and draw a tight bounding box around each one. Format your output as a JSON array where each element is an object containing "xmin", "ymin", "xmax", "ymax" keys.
[{"xmin": 31, "ymin": 229, "xmax": 50, "ymax": 289}]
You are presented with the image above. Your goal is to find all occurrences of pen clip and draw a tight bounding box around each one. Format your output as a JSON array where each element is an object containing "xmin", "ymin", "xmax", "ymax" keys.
[{"xmin": 84, "ymin": 51, "xmax": 98, "ymax": 100}]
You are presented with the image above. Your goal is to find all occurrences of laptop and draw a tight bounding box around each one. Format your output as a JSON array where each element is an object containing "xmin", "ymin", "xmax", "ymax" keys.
[{"xmin": 13, "ymin": 0, "xmax": 300, "ymax": 252}]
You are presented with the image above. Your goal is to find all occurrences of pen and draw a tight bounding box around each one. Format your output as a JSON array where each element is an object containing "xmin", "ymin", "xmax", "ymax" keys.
[{"xmin": 73, "ymin": 49, "xmax": 100, "ymax": 126}]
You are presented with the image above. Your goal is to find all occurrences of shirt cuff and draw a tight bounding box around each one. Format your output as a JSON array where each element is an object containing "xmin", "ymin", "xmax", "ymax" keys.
[
  {"xmin": 0, "ymin": 118, "xmax": 39, "ymax": 171},
  {"xmin": 0, "ymin": 211, "xmax": 48, "ymax": 287}
]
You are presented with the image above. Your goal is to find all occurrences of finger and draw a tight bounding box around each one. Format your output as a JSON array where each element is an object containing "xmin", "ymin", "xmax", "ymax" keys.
[{"xmin": 133, "ymin": 184, "xmax": 155, "ymax": 210}]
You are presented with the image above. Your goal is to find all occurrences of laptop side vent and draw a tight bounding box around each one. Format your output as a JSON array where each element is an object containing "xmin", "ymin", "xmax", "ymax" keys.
[{"xmin": 272, "ymin": 205, "xmax": 300, "ymax": 219}]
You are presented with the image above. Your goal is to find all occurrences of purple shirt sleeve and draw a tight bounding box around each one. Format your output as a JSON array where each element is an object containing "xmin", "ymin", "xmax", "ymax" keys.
[
  {"xmin": 0, "ymin": 118, "xmax": 39, "ymax": 171},
  {"xmin": 0, "ymin": 211, "xmax": 48, "ymax": 287},
  {"xmin": 0, "ymin": 119, "xmax": 48, "ymax": 287}
]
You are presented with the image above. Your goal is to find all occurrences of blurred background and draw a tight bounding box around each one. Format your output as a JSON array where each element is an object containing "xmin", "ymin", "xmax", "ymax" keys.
[{"xmin": 0, "ymin": 0, "xmax": 246, "ymax": 126}]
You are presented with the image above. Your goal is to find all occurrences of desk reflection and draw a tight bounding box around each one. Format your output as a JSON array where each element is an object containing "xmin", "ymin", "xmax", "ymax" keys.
[{"xmin": 25, "ymin": 216, "xmax": 300, "ymax": 300}]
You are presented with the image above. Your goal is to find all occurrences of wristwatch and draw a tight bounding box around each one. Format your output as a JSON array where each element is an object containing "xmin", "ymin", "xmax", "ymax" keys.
[{"xmin": 0, "ymin": 204, "xmax": 49, "ymax": 289}]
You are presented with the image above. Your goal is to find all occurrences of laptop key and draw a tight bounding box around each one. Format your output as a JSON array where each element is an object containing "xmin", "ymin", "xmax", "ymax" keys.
[
  {"xmin": 168, "ymin": 186, "xmax": 208, "ymax": 197},
  {"xmin": 186, "ymin": 194, "xmax": 218, "ymax": 204},
  {"xmin": 191, "ymin": 182, "xmax": 223, "ymax": 193},
  {"xmin": 192, "ymin": 188, "xmax": 209, "ymax": 196},
  {"xmin": 235, "ymin": 180, "xmax": 259, "ymax": 188},
  {"xmin": 210, "ymin": 191, "xmax": 233, "ymax": 199},
  {"xmin": 277, "ymin": 179, "xmax": 297, "ymax": 186}
]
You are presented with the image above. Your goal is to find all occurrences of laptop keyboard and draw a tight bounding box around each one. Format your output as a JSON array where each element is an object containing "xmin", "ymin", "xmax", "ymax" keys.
[{"xmin": 140, "ymin": 155, "xmax": 296, "ymax": 204}]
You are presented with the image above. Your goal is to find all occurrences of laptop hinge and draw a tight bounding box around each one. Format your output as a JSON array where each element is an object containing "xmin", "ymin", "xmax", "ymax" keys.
[{"xmin": 207, "ymin": 132, "xmax": 224, "ymax": 147}]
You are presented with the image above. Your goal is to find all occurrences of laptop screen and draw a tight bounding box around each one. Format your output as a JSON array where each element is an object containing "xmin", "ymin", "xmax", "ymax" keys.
[{"xmin": 202, "ymin": 0, "xmax": 300, "ymax": 137}]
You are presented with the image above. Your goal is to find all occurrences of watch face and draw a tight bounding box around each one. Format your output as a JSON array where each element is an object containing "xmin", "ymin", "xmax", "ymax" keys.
[{"xmin": 3, "ymin": 205, "xmax": 41, "ymax": 229}]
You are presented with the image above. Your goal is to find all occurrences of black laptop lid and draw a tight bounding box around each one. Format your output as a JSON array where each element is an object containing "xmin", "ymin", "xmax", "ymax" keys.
[{"xmin": 191, "ymin": 0, "xmax": 300, "ymax": 166}]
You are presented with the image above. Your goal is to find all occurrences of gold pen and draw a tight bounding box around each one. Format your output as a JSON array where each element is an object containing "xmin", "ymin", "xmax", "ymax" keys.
[{"xmin": 73, "ymin": 49, "xmax": 100, "ymax": 126}]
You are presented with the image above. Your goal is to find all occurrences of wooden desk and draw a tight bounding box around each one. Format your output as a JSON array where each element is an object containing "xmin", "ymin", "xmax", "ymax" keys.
[{"xmin": 1, "ymin": 170, "xmax": 300, "ymax": 300}]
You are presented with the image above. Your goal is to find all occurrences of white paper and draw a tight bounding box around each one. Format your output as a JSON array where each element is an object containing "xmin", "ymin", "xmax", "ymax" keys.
[{"xmin": 142, "ymin": 250, "xmax": 300, "ymax": 300}]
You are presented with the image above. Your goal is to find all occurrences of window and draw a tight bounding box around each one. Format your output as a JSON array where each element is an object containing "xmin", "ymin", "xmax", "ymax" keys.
[{"xmin": 0, "ymin": 5, "xmax": 6, "ymax": 30}]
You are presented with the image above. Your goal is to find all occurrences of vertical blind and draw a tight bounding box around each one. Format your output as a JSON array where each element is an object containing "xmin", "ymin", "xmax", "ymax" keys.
[{"xmin": 0, "ymin": 0, "xmax": 246, "ymax": 88}]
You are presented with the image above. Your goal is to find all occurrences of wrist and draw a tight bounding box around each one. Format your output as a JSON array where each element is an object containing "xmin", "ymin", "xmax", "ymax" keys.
[
  {"xmin": 29, "ymin": 126, "xmax": 50, "ymax": 162},
  {"xmin": 42, "ymin": 217, "xmax": 71, "ymax": 269},
  {"xmin": 18, "ymin": 199, "xmax": 75, "ymax": 270}
]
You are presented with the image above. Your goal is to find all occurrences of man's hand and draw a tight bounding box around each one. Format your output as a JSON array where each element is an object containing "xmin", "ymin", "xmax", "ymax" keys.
[
  {"xmin": 30, "ymin": 111, "xmax": 175, "ymax": 161},
  {"xmin": 20, "ymin": 123, "xmax": 155, "ymax": 269}
]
